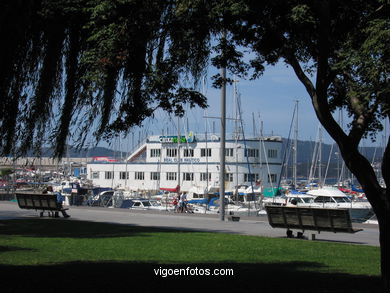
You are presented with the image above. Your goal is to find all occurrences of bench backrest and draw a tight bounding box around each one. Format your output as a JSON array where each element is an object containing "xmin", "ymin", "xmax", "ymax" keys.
[
  {"xmin": 16, "ymin": 193, "xmax": 58, "ymax": 210},
  {"xmin": 265, "ymin": 205, "xmax": 356, "ymax": 233}
]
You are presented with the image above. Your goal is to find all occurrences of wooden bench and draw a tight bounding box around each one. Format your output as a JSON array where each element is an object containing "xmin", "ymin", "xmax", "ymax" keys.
[
  {"xmin": 15, "ymin": 192, "xmax": 69, "ymax": 218},
  {"xmin": 264, "ymin": 205, "xmax": 362, "ymax": 239}
]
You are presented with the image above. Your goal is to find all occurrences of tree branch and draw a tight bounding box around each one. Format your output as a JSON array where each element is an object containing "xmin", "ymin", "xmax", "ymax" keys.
[
  {"xmin": 382, "ymin": 117, "xmax": 390, "ymax": 193},
  {"xmin": 284, "ymin": 51, "xmax": 348, "ymax": 145},
  {"xmin": 348, "ymin": 98, "xmax": 380, "ymax": 147}
]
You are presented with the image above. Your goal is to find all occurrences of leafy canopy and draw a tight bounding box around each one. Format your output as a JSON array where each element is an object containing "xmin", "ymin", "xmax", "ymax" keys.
[
  {"xmin": 0, "ymin": 0, "xmax": 212, "ymax": 158},
  {"xmin": 0, "ymin": 0, "xmax": 388, "ymax": 159}
]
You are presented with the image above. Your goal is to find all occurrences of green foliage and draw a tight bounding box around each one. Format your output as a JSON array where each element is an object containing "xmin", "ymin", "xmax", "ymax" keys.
[
  {"xmin": 329, "ymin": 15, "xmax": 389, "ymax": 140},
  {"xmin": 0, "ymin": 0, "xmax": 209, "ymax": 158},
  {"xmin": 0, "ymin": 0, "xmax": 388, "ymax": 158}
]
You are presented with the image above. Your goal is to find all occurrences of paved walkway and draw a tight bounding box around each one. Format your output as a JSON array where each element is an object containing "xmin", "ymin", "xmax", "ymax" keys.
[{"xmin": 0, "ymin": 201, "xmax": 380, "ymax": 246}]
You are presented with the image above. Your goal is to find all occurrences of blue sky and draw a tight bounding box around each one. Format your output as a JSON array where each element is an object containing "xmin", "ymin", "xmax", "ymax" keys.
[
  {"xmin": 204, "ymin": 62, "xmax": 319, "ymax": 140},
  {"xmin": 98, "ymin": 61, "xmax": 387, "ymax": 153}
]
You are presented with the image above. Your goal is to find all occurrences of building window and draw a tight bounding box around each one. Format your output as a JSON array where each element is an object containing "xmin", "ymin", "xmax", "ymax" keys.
[
  {"xmin": 166, "ymin": 172, "xmax": 177, "ymax": 181},
  {"xmin": 105, "ymin": 171, "xmax": 114, "ymax": 180},
  {"xmin": 244, "ymin": 173, "xmax": 259, "ymax": 182},
  {"xmin": 183, "ymin": 148, "xmax": 194, "ymax": 157},
  {"xmin": 268, "ymin": 174, "xmax": 277, "ymax": 183},
  {"xmin": 150, "ymin": 148, "xmax": 161, "ymax": 157},
  {"xmin": 183, "ymin": 172, "xmax": 194, "ymax": 181},
  {"xmin": 120, "ymin": 171, "xmax": 129, "ymax": 180},
  {"xmin": 166, "ymin": 148, "xmax": 178, "ymax": 157},
  {"xmin": 200, "ymin": 172, "xmax": 211, "ymax": 181},
  {"xmin": 91, "ymin": 172, "xmax": 100, "ymax": 179},
  {"xmin": 225, "ymin": 148, "xmax": 234, "ymax": 157},
  {"xmin": 225, "ymin": 173, "xmax": 233, "ymax": 182},
  {"xmin": 201, "ymin": 148, "xmax": 212, "ymax": 157},
  {"xmin": 150, "ymin": 172, "xmax": 160, "ymax": 180},
  {"xmin": 268, "ymin": 149, "xmax": 278, "ymax": 158},
  {"xmin": 135, "ymin": 172, "xmax": 144, "ymax": 180},
  {"xmin": 244, "ymin": 149, "xmax": 259, "ymax": 157}
]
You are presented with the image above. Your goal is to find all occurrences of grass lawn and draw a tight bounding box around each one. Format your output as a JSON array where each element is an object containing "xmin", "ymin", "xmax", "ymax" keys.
[{"xmin": 0, "ymin": 218, "xmax": 382, "ymax": 293}]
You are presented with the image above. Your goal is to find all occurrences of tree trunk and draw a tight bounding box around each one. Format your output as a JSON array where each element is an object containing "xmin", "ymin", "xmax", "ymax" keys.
[
  {"xmin": 375, "ymin": 187, "xmax": 390, "ymax": 293},
  {"xmin": 339, "ymin": 147, "xmax": 389, "ymax": 292},
  {"xmin": 378, "ymin": 211, "xmax": 390, "ymax": 293}
]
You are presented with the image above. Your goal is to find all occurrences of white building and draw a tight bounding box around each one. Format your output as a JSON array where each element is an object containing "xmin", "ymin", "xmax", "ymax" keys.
[{"xmin": 87, "ymin": 134, "xmax": 283, "ymax": 193}]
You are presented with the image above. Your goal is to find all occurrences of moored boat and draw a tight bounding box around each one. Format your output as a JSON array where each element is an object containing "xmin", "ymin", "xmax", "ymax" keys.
[{"xmin": 306, "ymin": 186, "xmax": 373, "ymax": 222}]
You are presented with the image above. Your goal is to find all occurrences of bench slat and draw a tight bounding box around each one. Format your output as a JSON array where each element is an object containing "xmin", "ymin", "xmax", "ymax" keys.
[
  {"xmin": 15, "ymin": 193, "xmax": 62, "ymax": 212},
  {"xmin": 265, "ymin": 205, "xmax": 362, "ymax": 234}
]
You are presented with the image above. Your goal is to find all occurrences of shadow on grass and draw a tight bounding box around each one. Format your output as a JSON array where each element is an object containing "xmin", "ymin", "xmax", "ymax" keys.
[
  {"xmin": 0, "ymin": 219, "xmax": 383, "ymax": 292},
  {"xmin": 1, "ymin": 261, "xmax": 382, "ymax": 293},
  {"xmin": 0, "ymin": 246, "xmax": 35, "ymax": 252},
  {"xmin": 0, "ymin": 219, "xmax": 183, "ymax": 238}
]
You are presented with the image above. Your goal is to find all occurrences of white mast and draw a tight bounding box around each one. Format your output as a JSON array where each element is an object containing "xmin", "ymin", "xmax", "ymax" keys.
[
  {"xmin": 233, "ymin": 80, "xmax": 239, "ymax": 201},
  {"xmin": 293, "ymin": 100, "xmax": 299, "ymax": 188},
  {"xmin": 219, "ymin": 51, "xmax": 226, "ymax": 221},
  {"xmin": 318, "ymin": 126, "xmax": 323, "ymax": 187},
  {"xmin": 202, "ymin": 77, "xmax": 209, "ymax": 197},
  {"xmin": 177, "ymin": 116, "xmax": 181, "ymax": 196}
]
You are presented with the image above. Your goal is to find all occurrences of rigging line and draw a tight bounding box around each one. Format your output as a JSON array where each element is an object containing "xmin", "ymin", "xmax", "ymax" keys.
[
  {"xmin": 155, "ymin": 144, "xmax": 162, "ymax": 192},
  {"xmin": 372, "ymin": 145, "xmax": 377, "ymax": 165},
  {"xmin": 318, "ymin": 126, "xmax": 323, "ymax": 186},
  {"xmin": 230, "ymin": 79, "xmax": 238, "ymax": 139},
  {"xmin": 260, "ymin": 128, "xmax": 275, "ymax": 195},
  {"xmin": 167, "ymin": 113, "xmax": 180, "ymax": 136},
  {"xmin": 308, "ymin": 125, "xmax": 320, "ymax": 185},
  {"xmin": 200, "ymin": 74, "xmax": 216, "ymax": 139},
  {"xmin": 185, "ymin": 101, "xmax": 197, "ymax": 134},
  {"xmin": 182, "ymin": 112, "xmax": 199, "ymax": 187},
  {"xmin": 233, "ymin": 80, "xmax": 241, "ymax": 205},
  {"xmin": 159, "ymin": 111, "xmax": 171, "ymax": 135},
  {"xmin": 283, "ymin": 134, "xmax": 294, "ymax": 182},
  {"xmin": 256, "ymin": 113, "xmax": 263, "ymax": 206},
  {"xmin": 276, "ymin": 103, "xmax": 297, "ymax": 191},
  {"xmin": 142, "ymin": 118, "xmax": 152, "ymax": 141},
  {"xmin": 324, "ymin": 141, "xmax": 334, "ymax": 185},
  {"xmin": 202, "ymin": 75, "xmax": 211, "ymax": 198},
  {"xmin": 236, "ymin": 84, "xmax": 256, "ymax": 208},
  {"xmin": 258, "ymin": 112, "xmax": 263, "ymax": 170},
  {"xmin": 338, "ymin": 161, "xmax": 346, "ymax": 185}
]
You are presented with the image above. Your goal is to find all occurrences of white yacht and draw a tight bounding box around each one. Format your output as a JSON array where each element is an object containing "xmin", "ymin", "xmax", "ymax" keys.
[
  {"xmin": 285, "ymin": 193, "xmax": 315, "ymax": 206},
  {"xmin": 87, "ymin": 134, "xmax": 283, "ymax": 196},
  {"xmin": 128, "ymin": 199, "xmax": 172, "ymax": 211},
  {"xmin": 306, "ymin": 186, "xmax": 373, "ymax": 222}
]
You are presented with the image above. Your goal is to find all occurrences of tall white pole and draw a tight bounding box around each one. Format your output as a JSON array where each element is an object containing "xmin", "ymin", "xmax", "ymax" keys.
[
  {"xmin": 177, "ymin": 116, "xmax": 181, "ymax": 196},
  {"xmin": 234, "ymin": 80, "xmax": 239, "ymax": 202},
  {"xmin": 219, "ymin": 62, "xmax": 226, "ymax": 221},
  {"xmin": 319, "ymin": 126, "xmax": 322, "ymax": 186},
  {"xmin": 293, "ymin": 100, "xmax": 299, "ymax": 188}
]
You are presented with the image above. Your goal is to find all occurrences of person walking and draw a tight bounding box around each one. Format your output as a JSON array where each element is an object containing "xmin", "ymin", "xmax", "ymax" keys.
[
  {"xmin": 173, "ymin": 196, "xmax": 179, "ymax": 213},
  {"xmin": 180, "ymin": 192, "xmax": 189, "ymax": 213}
]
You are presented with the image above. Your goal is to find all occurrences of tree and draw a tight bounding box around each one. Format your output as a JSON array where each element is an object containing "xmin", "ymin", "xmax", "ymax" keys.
[
  {"xmin": 0, "ymin": 0, "xmax": 209, "ymax": 158},
  {"xmin": 210, "ymin": 0, "xmax": 389, "ymax": 290},
  {"xmin": 0, "ymin": 0, "xmax": 389, "ymax": 290}
]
